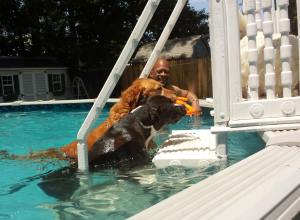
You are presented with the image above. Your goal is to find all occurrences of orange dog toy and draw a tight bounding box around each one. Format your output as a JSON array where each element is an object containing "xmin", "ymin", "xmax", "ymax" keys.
[{"xmin": 175, "ymin": 97, "xmax": 196, "ymax": 116}]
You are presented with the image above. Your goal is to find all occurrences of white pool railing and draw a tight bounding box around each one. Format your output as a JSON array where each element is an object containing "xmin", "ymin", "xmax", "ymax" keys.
[{"xmin": 210, "ymin": 0, "xmax": 300, "ymax": 146}]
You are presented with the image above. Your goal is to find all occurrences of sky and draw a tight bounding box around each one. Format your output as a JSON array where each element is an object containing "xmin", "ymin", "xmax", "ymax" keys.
[
  {"xmin": 189, "ymin": 0, "xmax": 243, "ymax": 12},
  {"xmin": 189, "ymin": 0, "xmax": 208, "ymax": 11}
]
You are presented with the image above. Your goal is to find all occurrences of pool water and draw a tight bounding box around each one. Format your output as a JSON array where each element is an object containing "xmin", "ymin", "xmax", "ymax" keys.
[{"xmin": 0, "ymin": 104, "xmax": 265, "ymax": 220}]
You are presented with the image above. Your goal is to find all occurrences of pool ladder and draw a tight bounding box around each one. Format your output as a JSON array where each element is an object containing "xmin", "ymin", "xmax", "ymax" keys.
[
  {"xmin": 72, "ymin": 77, "xmax": 89, "ymax": 99},
  {"xmin": 76, "ymin": 0, "xmax": 188, "ymax": 171}
]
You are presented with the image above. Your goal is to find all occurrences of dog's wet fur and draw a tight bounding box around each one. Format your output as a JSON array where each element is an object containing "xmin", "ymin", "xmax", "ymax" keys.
[
  {"xmin": 89, "ymin": 95, "xmax": 186, "ymax": 168},
  {"xmin": 1, "ymin": 95, "xmax": 185, "ymax": 169}
]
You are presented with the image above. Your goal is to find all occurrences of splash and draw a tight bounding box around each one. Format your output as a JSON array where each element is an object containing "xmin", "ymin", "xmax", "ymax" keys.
[{"xmin": 188, "ymin": 115, "xmax": 201, "ymax": 129}]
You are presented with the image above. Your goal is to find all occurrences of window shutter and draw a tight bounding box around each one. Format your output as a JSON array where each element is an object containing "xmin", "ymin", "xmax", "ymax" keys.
[
  {"xmin": 0, "ymin": 76, "xmax": 2, "ymax": 96},
  {"xmin": 13, "ymin": 75, "xmax": 20, "ymax": 95},
  {"xmin": 61, "ymin": 73, "xmax": 65, "ymax": 92},
  {"xmin": 48, "ymin": 74, "xmax": 53, "ymax": 92}
]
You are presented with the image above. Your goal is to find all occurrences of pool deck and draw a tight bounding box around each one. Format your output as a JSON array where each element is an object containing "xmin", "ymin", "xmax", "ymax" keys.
[
  {"xmin": 0, "ymin": 98, "xmax": 213, "ymax": 108},
  {"xmin": 0, "ymin": 98, "xmax": 119, "ymax": 106}
]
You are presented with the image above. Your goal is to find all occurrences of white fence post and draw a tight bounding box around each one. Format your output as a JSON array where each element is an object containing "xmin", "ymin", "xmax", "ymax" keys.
[
  {"xmin": 298, "ymin": 0, "xmax": 300, "ymax": 93},
  {"xmin": 256, "ymin": 0, "xmax": 263, "ymax": 31},
  {"xmin": 209, "ymin": 0, "xmax": 230, "ymax": 158},
  {"xmin": 262, "ymin": 0, "xmax": 276, "ymax": 99},
  {"xmin": 245, "ymin": 0, "xmax": 259, "ymax": 100},
  {"xmin": 278, "ymin": 0, "xmax": 292, "ymax": 97},
  {"xmin": 225, "ymin": 0, "xmax": 242, "ymax": 114}
]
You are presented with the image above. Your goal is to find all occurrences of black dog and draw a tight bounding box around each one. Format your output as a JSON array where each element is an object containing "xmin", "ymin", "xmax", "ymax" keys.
[{"xmin": 88, "ymin": 95, "xmax": 186, "ymax": 168}]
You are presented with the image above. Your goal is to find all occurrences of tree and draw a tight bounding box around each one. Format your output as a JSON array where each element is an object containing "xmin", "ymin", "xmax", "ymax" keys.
[
  {"xmin": 145, "ymin": 0, "xmax": 208, "ymax": 42},
  {"xmin": 288, "ymin": 0, "xmax": 297, "ymax": 35},
  {"xmin": 0, "ymin": 0, "xmax": 209, "ymax": 97}
]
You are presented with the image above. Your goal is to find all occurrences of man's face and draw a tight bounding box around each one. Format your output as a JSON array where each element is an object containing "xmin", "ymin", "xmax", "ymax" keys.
[{"xmin": 150, "ymin": 59, "xmax": 170, "ymax": 87}]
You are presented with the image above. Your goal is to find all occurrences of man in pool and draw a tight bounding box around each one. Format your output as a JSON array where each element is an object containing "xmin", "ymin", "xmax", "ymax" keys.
[{"xmin": 149, "ymin": 58, "xmax": 202, "ymax": 116}]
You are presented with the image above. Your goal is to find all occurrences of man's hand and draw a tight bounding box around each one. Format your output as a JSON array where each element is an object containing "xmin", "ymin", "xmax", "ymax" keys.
[
  {"xmin": 176, "ymin": 97, "xmax": 202, "ymax": 116},
  {"xmin": 192, "ymin": 100, "xmax": 202, "ymax": 116},
  {"xmin": 162, "ymin": 88, "xmax": 177, "ymax": 102}
]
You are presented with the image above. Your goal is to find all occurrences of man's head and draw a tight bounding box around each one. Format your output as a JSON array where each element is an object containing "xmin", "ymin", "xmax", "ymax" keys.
[{"xmin": 149, "ymin": 58, "xmax": 171, "ymax": 87}]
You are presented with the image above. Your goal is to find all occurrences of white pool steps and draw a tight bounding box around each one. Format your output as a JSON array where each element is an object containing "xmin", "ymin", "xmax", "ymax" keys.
[
  {"xmin": 152, "ymin": 130, "xmax": 221, "ymax": 168},
  {"xmin": 130, "ymin": 143, "xmax": 300, "ymax": 220}
]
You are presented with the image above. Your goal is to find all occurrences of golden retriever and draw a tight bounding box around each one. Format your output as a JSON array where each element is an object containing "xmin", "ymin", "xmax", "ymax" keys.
[
  {"xmin": 59, "ymin": 78, "xmax": 163, "ymax": 159},
  {"xmin": 0, "ymin": 78, "xmax": 176, "ymax": 162}
]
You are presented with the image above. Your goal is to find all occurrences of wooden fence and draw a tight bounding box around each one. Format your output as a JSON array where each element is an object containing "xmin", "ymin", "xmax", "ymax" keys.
[{"xmin": 120, "ymin": 57, "xmax": 212, "ymax": 99}]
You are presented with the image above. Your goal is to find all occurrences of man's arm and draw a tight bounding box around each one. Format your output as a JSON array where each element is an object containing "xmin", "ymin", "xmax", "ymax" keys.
[{"xmin": 172, "ymin": 85, "xmax": 202, "ymax": 115}]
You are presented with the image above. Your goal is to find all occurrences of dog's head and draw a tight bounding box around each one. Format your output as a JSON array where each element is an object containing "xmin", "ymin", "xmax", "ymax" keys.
[
  {"xmin": 145, "ymin": 95, "xmax": 186, "ymax": 130},
  {"xmin": 120, "ymin": 78, "xmax": 163, "ymax": 108}
]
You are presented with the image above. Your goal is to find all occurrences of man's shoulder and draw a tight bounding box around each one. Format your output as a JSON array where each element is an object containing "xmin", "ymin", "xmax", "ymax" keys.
[
  {"xmin": 164, "ymin": 84, "xmax": 175, "ymax": 90},
  {"xmin": 164, "ymin": 84, "xmax": 182, "ymax": 96}
]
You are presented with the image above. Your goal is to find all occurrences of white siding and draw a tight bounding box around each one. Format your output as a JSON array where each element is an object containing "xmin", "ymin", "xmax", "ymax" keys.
[
  {"xmin": 35, "ymin": 73, "xmax": 47, "ymax": 100},
  {"xmin": 21, "ymin": 73, "xmax": 35, "ymax": 101}
]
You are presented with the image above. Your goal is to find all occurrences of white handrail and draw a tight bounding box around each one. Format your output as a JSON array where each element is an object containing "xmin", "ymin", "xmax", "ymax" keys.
[
  {"xmin": 72, "ymin": 76, "xmax": 89, "ymax": 99},
  {"xmin": 76, "ymin": 0, "xmax": 161, "ymax": 171},
  {"xmin": 139, "ymin": 0, "xmax": 187, "ymax": 78},
  {"xmin": 298, "ymin": 0, "xmax": 300, "ymax": 93}
]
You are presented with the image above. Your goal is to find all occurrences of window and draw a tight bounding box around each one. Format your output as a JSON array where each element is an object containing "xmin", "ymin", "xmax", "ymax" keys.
[
  {"xmin": 1, "ymin": 75, "xmax": 15, "ymax": 96},
  {"xmin": 48, "ymin": 73, "xmax": 65, "ymax": 96},
  {"xmin": 0, "ymin": 75, "xmax": 20, "ymax": 101},
  {"xmin": 52, "ymin": 74, "xmax": 63, "ymax": 92}
]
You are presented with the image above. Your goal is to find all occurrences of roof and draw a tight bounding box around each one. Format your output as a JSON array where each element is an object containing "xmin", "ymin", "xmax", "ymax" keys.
[
  {"xmin": 133, "ymin": 35, "xmax": 210, "ymax": 61},
  {"xmin": 0, "ymin": 56, "xmax": 66, "ymax": 68}
]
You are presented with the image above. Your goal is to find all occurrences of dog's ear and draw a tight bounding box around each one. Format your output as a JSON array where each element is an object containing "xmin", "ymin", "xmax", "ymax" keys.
[
  {"xmin": 149, "ymin": 106, "xmax": 159, "ymax": 122},
  {"xmin": 120, "ymin": 81, "xmax": 144, "ymax": 108},
  {"xmin": 135, "ymin": 88, "xmax": 148, "ymax": 106}
]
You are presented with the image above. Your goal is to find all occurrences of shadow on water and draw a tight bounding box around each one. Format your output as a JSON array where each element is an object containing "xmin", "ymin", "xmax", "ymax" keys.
[
  {"xmin": 38, "ymin": 166, "xmax": 80, "ymax": 200},
  {"xmin": 36, "ymin": 159, "xmax": 227, "ymax": 220},
  {"xmin": 0, "ymin": 170, "xmax": 52, "ymax": 196}
]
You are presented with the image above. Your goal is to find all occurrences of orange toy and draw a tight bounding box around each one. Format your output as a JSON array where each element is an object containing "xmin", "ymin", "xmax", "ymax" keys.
[{"xmin": 175, "ymin": 97, "xmax": 196, "ymax": 116}]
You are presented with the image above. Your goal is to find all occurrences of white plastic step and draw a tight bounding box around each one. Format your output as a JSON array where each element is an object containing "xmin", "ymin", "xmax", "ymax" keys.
[{"xmin": 152, "ymin": 130, "xmax": 220, "ymax": 168}]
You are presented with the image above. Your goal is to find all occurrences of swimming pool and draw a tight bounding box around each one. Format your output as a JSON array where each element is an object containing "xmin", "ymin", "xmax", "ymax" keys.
[{"xmin": 0, "ymin": 103, "xmax": 265, "ymax": 220}]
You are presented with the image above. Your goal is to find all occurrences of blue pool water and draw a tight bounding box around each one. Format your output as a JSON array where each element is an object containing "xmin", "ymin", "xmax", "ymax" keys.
[{"xmin": 0, "ymin": 104, "xmax": 265, "ymax": 220}]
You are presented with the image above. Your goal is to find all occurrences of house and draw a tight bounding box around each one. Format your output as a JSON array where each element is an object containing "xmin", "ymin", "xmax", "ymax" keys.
[
  {"xmin": 0, "ymin": 57, "xmax": 72, "ymax": 102},
  {"xmin": 121, "ymin": 35, "xmax": 212, "ymax": 98}
]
